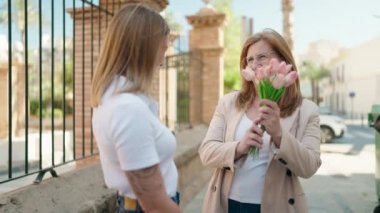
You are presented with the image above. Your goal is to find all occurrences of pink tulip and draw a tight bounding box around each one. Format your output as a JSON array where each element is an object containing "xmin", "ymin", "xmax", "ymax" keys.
[
  {"xmin": 278, "ymin": 61, "xmax": 287, "ymax": 74},
  {"xmin": 255, "ymin": 67, "xmax": 265, "ymax": 80},
  {"xmin": 248, "ymin": 58, "xmax": 296, "ymax": 158},
  {"xmin": 271, "ymin": 73, "xmax": 286, "ymax": 89},
  {"xmin": 284, "ymin": 71, "xmax": 298, "ymax": 87},
  {"xmin": 269, "ymin": 58, "xmax": 280, "ymax": 75},
  {"xmin": 285, "ymin": 64, "xmax": 293, "ymax": 73},
  {"xmin": 241, "ymin": 67, "xmax": 255, "ymax": 81}
]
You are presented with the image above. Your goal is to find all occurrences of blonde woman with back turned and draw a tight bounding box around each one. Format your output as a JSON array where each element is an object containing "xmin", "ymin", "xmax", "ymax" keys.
[{"xmin": 91, "ymin": 5, "xmax": 180, "ymax": 213}]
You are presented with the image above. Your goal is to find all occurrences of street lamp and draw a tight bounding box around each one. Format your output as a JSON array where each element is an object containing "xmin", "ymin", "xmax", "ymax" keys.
[{"xmin": 349, "ymin": 91, "xmax": 355, "ymax": 119}]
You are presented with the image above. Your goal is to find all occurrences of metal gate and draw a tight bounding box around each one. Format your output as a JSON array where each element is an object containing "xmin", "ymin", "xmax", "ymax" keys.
[
  {"xmin": 165, "ymin": 51, "xmax": 203, "ymax": 130},
  {"xmin": 0, "ymin": 0, "xmax": 118, "ymax": 184}
]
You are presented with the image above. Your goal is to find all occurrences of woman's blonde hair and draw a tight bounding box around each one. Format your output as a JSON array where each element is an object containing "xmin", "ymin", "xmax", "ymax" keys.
[
  {"xmin": 237, "ymin": 29, "xmax": 302, "ymax": 117},
  {"xmin": 91, "ymin": 4, "xmax": 169, "ymax": 107}
]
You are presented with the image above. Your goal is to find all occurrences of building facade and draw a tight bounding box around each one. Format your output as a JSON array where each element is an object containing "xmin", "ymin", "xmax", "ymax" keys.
[{"xmin": 321, "ymin": 36, "xmax": 380, "ymax": 117}]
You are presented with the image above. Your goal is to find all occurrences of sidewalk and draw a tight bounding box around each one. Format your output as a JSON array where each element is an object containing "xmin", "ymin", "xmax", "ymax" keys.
[
  {"xmin": 184, "ymin": 171, "xmax": 377, "ymax": 213},
  {"xmin": 185, "ymin": 174, "xmax": 377, "ymax": 213},
  {"xmin": 184, "ymin": 125, "xmax": 378, "ymax": 212}
]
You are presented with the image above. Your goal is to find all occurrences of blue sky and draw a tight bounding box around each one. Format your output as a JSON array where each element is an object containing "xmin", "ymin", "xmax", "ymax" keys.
[
  {"xmin": 167, "ymin": 0, "xmax": 380, "ymax": 55},
  {"xmin": 0, "ymin": 0, "xmax": 379, "ymax": 55}
]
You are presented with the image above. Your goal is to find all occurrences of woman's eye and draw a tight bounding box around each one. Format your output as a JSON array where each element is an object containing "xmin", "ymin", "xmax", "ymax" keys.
[{"xmin": 258, "ymin": 55, "xmax": 267, "ymax": 60}]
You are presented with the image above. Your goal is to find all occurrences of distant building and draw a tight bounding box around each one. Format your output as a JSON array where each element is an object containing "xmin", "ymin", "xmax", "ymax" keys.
[
  {"xmin": 298, "ymin": 40, "xmax": 341, "ymax": 65},
  {"xmin": 321, "ymin": 35, "xmax": 380, "ymax": 118},
  {"xmin": 241, "ymin": 16, "xmax": 253, "ymax": 45},
  {"xmin": 297, "ymin": 40, "xmax": 342, "ymax": 100}
]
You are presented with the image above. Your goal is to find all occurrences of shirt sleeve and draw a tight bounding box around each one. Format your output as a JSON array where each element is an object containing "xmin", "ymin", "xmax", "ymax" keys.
[{"xmin": 109, "ymin": 101, "xmax": 159, "ymax": 171}]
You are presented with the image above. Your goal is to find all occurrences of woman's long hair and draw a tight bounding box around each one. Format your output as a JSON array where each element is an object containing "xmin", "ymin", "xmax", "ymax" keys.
[
  {"xmin": 91, "ymin": 4, "xmax": 169, "ymax": 107},
  {"xmin": 237, "ymin": 29, "xmax": 302, "ymax": 117}
]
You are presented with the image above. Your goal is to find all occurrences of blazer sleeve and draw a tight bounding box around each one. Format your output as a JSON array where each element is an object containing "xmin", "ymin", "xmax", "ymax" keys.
[
  {"xmin": 274, "ymin": 102, "xmax": 322, "ymax": 178},
  {"xmin": 198, "ymin": 95, "xmax": 239, "ymax": 172}
]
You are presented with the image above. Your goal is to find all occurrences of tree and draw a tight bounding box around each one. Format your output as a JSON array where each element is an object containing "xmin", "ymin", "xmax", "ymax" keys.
[
  {"xmin": 300, "ymin": 61, "xmax": 330, "ymax": 105},
  {"xmin": 213, "ymin": 0, "xmax": 241, "ymax": 93},
  {"xmin": 282, "ymin": 0, "xmax": 294, "ymax": 50},
  {"xmin": 164, "ymin": 10, "xmax": 182, "ymax": 33}
]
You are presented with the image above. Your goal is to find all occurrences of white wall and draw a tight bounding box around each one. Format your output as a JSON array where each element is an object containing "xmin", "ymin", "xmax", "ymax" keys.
[{"xmin": 323, "ymin": 35, "xmax": 380, "ymax": 117}]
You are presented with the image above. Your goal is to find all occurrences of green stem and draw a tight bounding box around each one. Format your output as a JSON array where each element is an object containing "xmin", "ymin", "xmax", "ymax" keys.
[{"xmin": 249, "ymin": 146, "xmax": 259, "ymax": 158}]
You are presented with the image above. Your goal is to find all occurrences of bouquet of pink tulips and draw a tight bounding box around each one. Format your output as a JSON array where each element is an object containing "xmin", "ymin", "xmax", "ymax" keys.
[{"xmin": 241, "ymin": 59, "xmax": 298, "ymax": 157}]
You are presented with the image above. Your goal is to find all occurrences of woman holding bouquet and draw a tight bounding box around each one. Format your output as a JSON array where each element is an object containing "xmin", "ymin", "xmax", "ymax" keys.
[
  {"xmin": 199, "ymin": 29, "xmax": 322, "ymax": 213},
  {"xmin": 91, "ymin": 5, "xmax": 180, "ymax": 213}
]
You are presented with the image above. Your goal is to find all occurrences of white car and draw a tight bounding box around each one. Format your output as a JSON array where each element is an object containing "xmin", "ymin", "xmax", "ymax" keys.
[{"xmin": 319, "ymin": 107, "xmax": 347, "ymax": 143}]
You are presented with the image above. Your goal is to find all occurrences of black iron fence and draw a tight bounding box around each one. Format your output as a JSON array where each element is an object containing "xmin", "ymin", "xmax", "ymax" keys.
[
  {"xmin": 164, "ymin": 50, "xmax": 203, "ymax": 130},
  {"xmin": 0, "ymin": 0, "xmax": 196, "ymax": 186},
  {"xmin": 0, "ymin": 0, "xmax": 118, "ymax": 184}
]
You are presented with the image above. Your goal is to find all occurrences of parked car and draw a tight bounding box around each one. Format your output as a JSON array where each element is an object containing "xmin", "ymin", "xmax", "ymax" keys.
[{"xmin": 319, "ymin": 106, "xmax": 347, "ymax": 143}]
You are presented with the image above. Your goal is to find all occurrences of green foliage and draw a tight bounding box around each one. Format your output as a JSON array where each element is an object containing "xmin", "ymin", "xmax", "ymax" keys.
[
  {"xmin": 30, "ymin": 99, "xmax": 67, "ymax": 118},
  {"xmin": 177, "ymin": 70, "xmax": 189, "ymax": 123},
  {"xmin": 0, "ymin": 0, "xmax": 39, "ymax": 33},
  {"xmin": 213, "ymin": 0, "xmax": 241, "ymax": 94},
  {"xmin": 30, "ymin": 99, "xmax": 42, "ymax": 116},
  {"xmin": 300, "ymin": 61, "xmax": 330, "ymax": 80},
  {"xmin": 55, "ymin": 60, "xmax": 74, "ymax": 100},
  {"xmin": 300, "ymin": 60, "xmax": 331, "ymax": 105},
  {"xmin": 0, "ymin": 4, "xmax": 6, "ymax": 23},
  {"xmin": 28, "ymin": 57, "xmax": 74, "ymax": 118},
  {"xmin": 224, "ymin": 69, "xmax": 241, "ymax": 92},
  {"xmin": 165, "ymin": 10, "xmax": 182, "ymax": 33}
]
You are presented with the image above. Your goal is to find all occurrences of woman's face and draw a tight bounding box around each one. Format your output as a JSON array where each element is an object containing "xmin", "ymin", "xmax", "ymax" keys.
[
  {"xmin": 156, "ymin": 35, "xmax": 170, "ymax": 68},
  {"xmin": 246, "ymin": 40, "xmax": 278, "ymax": 72}
]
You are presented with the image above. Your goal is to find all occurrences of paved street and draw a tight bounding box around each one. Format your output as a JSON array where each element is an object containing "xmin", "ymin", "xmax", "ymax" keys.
[{"xmin": 184, "ymin": 124, "xmax": 378, "ymax": 213}]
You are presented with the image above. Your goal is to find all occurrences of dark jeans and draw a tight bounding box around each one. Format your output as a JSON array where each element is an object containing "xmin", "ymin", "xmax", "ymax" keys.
[
  {"xmin": 116, "ymin": 192, "xmax": 180, "ymax": 213},
  {"xmin": 228, "ymin": 199, "xmax": 261, "ymax": 213}
]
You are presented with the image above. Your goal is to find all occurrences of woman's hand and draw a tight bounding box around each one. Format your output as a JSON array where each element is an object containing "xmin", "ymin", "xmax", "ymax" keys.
[
  {"xmin": 235, "ymin": 119, "xmax": 264, "ymax": 160},
  {"xmin": 258, "ymin": 99, "xmax": 282, "ymax": 147}
]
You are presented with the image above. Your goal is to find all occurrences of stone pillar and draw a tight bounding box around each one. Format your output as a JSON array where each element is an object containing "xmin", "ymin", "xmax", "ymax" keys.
[
  {"xmin": 187, "ymin": 6, "xmax": 226, "ymax": 125},
  {"xmin": 0, "ymin": 62, "xmax": 24, "ymax": 139},
  {"xmin": 68, "ymin": 0, "xmax": 169, "ymax": 165},
  {"xmin": 156, "ymin": 32, "xmax": 179, "ymax": 130},
  {"xmin": 0, "ymin": 64, "xmax": 7, "ymax": 139}
]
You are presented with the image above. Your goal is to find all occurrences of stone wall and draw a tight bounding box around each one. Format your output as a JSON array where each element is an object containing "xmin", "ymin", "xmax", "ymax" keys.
[
  {"xmin": 0, "ymin": 125, "xmax": 211, "ymax": 212},
  {"xmin": 0, "ymin": 66, "xmax": 7, "ymax": 139}
]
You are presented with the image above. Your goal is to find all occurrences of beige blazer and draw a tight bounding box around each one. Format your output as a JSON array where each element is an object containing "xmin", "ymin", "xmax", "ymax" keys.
[{"xmin": 199, "ymin": 91, "xmax": 322, "ymax": 213}]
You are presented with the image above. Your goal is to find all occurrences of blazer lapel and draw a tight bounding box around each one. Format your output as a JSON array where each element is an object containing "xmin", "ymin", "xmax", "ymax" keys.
[
  {"xmin": 280, "ymin": 107, "xmax": 300, "ymax": 133},
  {"xmin": 225, "ymin": 106, "xmax": 244, "ymax": 142}
]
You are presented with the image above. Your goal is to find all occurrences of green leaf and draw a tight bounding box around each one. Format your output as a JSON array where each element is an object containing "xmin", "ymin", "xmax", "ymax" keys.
[
  {"xmin": 259, "ymin": 81, "xmax": 264, "ymax": 98},
  {"xmin": 263, "ymin": 80, "xmax": 270, "ymax": 99},
  {"xmin": 274, "ymin": 88, "xmax": 285, "ymax": 101}
]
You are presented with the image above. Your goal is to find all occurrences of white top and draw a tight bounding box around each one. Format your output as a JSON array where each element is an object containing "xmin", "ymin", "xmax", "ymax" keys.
[
  {"xmin": 229, "ymin": 114, "xmax": 270, "ymax": 204},
  {"xmin": 92, "ymin": 76, "xmax": 178, "ymax": 198}
]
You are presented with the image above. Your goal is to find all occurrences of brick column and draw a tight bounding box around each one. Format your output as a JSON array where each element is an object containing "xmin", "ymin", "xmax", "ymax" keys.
[
  {"xmin": 187, "ymin": 7, "xmax": 226, "ymax": 125},
  {"xmin": 68, "ymin": 1, "xmax": 169, "ymax": 166},
  {"xmin": 67, "ymin": 7, "xmax": 107, "ymax": 162}
]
